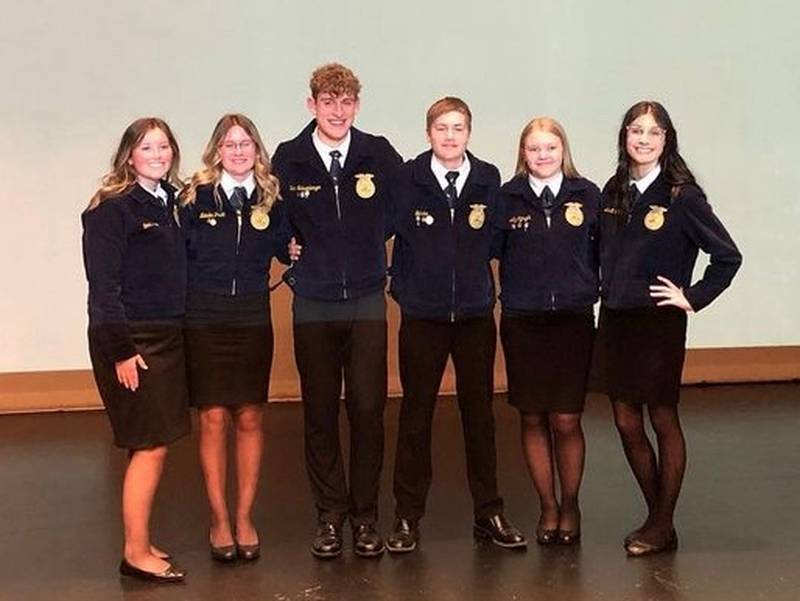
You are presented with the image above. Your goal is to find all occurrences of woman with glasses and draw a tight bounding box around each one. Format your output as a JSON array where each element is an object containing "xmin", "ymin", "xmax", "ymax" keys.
[
  {"xmin": 598, "ymin": 101, "xmax": 741, "ymax": 556},
  {"xmin": 181, "ymin": 114, "xmax": 290, "ymax": 562},
  {"xmin": 82, "ymin": 117, "xmax": 189, "ymax": 582}
]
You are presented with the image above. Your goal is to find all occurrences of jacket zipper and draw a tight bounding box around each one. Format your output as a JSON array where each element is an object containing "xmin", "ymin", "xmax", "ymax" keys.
[
  {"xmin": 231, "ymin": 209, "xmax": 242, "ymax": 296},
  {"xmin": 450, "ymin": 207, "xmax": 456, "ymax": 322},
  {"xmin": 334, "ymin": 184, "xmax": 348, "ymax": 299}
]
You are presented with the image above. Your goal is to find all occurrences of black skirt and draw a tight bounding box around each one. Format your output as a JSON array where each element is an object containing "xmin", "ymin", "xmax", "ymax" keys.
[
  {"xmin": 500, "ymin": 311, "xmax": 595, "ymax": 414},
  {"xmin": 184, "ymin": 291, "xmax": 273, "ymax": 408},
  {"xmin": 594, "ymin": 305, "xmax": 687, "ymax": 406},
  {"xmin": 88, "ymin": 320, "xmax": 191, "ymax": 450}
]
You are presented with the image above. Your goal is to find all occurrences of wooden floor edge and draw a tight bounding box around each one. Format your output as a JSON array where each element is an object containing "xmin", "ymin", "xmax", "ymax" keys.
[{"xmin": 1, "ymin": 346, "xmax": 798, "ymax": 414}]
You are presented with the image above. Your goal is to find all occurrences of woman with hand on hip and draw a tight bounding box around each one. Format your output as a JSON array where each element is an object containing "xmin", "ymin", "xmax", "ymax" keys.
[
  {"xmin": 82, "ymin": 117, "xmax": 189, "ymax": 582},
  {"xmin": 498, "ymin": 117, "xmax": 600, "ymax": 546},
  {"xmin": 598, "ymin": 101, "xmax": 741, "ymax": 556},
  {"xmin": 181, "ymin": 114, "xmax": 289, "ymax": 562}
]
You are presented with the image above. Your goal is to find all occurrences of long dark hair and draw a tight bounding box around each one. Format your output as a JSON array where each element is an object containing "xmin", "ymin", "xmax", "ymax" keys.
[{"xmin": 609, "ymin": 101, "xmax": 696, "ymax": 211}]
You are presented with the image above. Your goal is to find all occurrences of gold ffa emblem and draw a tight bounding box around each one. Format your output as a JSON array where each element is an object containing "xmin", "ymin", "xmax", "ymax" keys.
[
  {"xmin": 644, "ymin": 205, "xmax": 667, "ymax": 231},
  {"xmin": 250, "ymin": 207, "xmax": 270, "ymax": 231},
  {"xmin": 564, "ymin": 202, "xmax": 584, "ymax": 227},
  {"xmin": 468, "ymin": 204, "xmax": 487, "ymax": 230},
  {"xmin": 355, "ymin": 173, "xmax": 376, "ymax": 199}
]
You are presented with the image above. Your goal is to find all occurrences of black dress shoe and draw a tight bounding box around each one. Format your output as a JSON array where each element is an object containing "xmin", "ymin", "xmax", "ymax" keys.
[
  {"xmin": 210, "ymin": 539, "xmax": 237, "ymax": 563},
  {"xmin": 119, "ymin": 558, "xmax": 186, "ymax": 583},
  {"xmin": 353, "ymin": 523, "xmax": 385, "ymax": 558},
  {"xmin": 236, "ymin": 540, "xmax": 260, "ymax": 561},
  {"xmin": 311, "ymin": 522, "xmax": 343, "ymax": 559},
  {"xmin": 557, "ymin": 529, "xmax": 581, "ymax": 545},
  {"xmin": 535, "ymin": 525, "xmax": 558, "ymax": 545},
  {"xmin": 473, "ymin": 514, "xmax": 528, "ymax": 549},
  {"xmin": 386, "ymin": 518, "xmax": 419, "ymax": 553},
  {"xmin": 625, "ymin": 529, "xmax": 678, "ymax": 557}
]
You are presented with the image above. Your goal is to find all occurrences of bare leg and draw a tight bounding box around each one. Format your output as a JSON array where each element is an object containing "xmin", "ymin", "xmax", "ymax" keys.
[
  {"xmin": 122, "ymin": 446, "xmax": 171, "ymax": 572},
  {"xmin": 199, "ymin": 406, "xmax": 234, "ymax": 546},
  {"xmin": 233, "ymin": 404, "xmax": 264, "ymax": 545},
  {"xmin": 549, "ymin": 412, "xmax": 585, "ymax": 533}
]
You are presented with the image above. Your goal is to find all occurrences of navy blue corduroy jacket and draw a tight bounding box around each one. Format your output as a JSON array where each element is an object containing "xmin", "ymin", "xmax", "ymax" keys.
[
  {"xmin": 498, "ymin": 174, "xmax": 601, "ymax": 313},
  {"xmin": 599, "ymin": 174, "xmax": 742, "ymax": 312},
  {"xmin": 272, "ymin": 122, "xmax": 402, "ymax": 301},
  {"xmin": 389, "ymin": 150, "xmax": 502, "ymax": 321},
  {"xmin": 82, "ymin": 183, "xmax": 186, "ymax": 362},
  {"xmin": 182, "ymin": 184, "xmax": 291, "ymax": 297}
]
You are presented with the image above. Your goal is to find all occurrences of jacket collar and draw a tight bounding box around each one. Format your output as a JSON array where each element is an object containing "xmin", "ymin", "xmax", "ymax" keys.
[
  {"xmin": 131, "ymin": 181, "xmax": 175, "ymax": 206},
  {"xmin": 283, "ymin": 120, "xmax": 375, "ymax": 176},
  {"xmin": 411, "ymin": 149, "xmax": 494, "ymax": 193},
  {"xmin": 503, "ymin": 173, "xmax": 589, "ymax": 210}
]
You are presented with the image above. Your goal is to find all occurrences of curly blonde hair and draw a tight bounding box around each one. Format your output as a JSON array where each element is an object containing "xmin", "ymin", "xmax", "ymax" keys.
[{"xmin": 181, "ymin": 113, "xmax": 280, "ymax": 211}]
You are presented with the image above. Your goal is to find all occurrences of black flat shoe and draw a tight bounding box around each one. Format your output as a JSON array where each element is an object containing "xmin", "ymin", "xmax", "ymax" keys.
[
  {"xmin": 473, "ymin": 514, "xmax": 527, "ymax": 549},
  {"xmin": 625, "ymin": 529, "xmax": 678, "ymax": 557},
  {"xmin": 353, "ymin": 523, "xmax": 385, "ymax": 558},
  {"xmin": 311, "ymin": 522, "xmax": 343, "ymax": 559},
  {"xmin": 236, "ymin": 539, "xmax": 261, "ymax": 561},
  {"xmin": 557, "ymin": 529, "xmax": 581, "ymax": 545},
  {"xmin": 119, "ymin": 558, "xmax": 186, "ymax": 583},
  {"xmin": 210, "ymin": 540, "xmax": 237, "ymax": 563},
  {"xmin": 387, "ymin": 518, "xmax": 419, "ymax": 554},
  {"xmin": 535, "ymin": 526, "xmax": 558, "ymax": 545}
]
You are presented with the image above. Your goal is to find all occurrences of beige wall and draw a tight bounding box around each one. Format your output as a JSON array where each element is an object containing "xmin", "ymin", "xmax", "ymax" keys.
[{"xmin": 0, "ymin": 0, "xmax": 798, "ymax": 378}]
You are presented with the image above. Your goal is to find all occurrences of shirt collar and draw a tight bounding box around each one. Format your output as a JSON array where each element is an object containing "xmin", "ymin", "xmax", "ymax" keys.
[
  {"xmin": 137, "ymin": 180, "xmax": 169, "ymax": 204},
  {"xmin": 528, "ymin": 171, "xmax": 564, "ymax": 198},
  {"xmin": 430, "ymin": 153, "xmax": 471, "ymax": 195},
  {"xmin": 220, "ymin": 170, "xmax": 255, "ymax": 199},
  {"xmin": 312, "ymin": 128, "xmax": 352, "ymax": 171},
  {"xmin": 630, "ymin": 164, "xmax": 661, "ymax": 194}
]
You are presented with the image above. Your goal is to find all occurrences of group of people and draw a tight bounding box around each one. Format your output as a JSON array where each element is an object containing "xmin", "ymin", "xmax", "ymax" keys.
[{"xmin": 81, "ymin": 62, "xmax": 742, "ymax": 583}]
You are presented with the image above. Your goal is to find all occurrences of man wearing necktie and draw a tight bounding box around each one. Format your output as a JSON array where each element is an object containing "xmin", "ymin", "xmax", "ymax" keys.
[
  {"xmin": 271, "ymin": 63, "xmax": 402, "ymax": 559},
  {"xmin": 385, "ymin": 97, "xmax": 527, "ymax": 553}
]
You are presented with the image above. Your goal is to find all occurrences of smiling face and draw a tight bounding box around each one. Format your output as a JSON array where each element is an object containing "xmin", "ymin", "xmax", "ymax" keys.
[
  {"xmin": 523, "ymin": 128, "xmax": 564, "ymax": 179},
  {"xmin": 307, "ymin": 92, "xmax": 359, "ymax": 146},
  {"xmin": 219, "ymin": 124, "xmax": 256, "ymax": 181},
  {"xmin": 427, "ymin": 110, "xmax": 470, "ymax": 169},
  {"xmin": 129, "ymin": 127, "xmax": 173, "ymax": 189},
  {"xmin": 625, "ymin": 111, "xmax": 665, "ymax": 176}
]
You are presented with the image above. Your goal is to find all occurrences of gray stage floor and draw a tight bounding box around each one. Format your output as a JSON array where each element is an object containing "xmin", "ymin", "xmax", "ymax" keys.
[{"xmin": 1, "ymin": 383, "xmax": 798, "ymax": 600}]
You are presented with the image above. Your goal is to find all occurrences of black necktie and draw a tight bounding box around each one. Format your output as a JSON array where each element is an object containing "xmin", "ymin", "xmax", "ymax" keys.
[
  {"xmin": 541, "ymin": 185, "xmax": 555, "ymax": 217},
  {"xmin": 230, "ymin": 186, "xmax": 247, "ymax": 212},
  {"xmin": 626, "ymin": 184, "xmax": 641, "ymax": 213},
  {"xmin": 329, "ymin": 150, "xmax": 343, "ymax": 185},
  {"xmin": 444, "ymin": 171, "xmax": 459, "ymax": 208}
]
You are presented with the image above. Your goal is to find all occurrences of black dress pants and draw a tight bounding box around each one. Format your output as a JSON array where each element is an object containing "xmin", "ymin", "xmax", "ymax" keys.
[
  {"xmin": 293, "ymin": 295, "xmax": 387, "ymax": 527},
  {"xmin": 393, "ymin": 313, "xmax": 503, "ymax": 521}
]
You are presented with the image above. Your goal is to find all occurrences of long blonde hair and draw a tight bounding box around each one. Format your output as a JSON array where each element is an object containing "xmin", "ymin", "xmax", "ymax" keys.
[
  {"xmin": 87, "ymin": 118, "xmax": 181, "ymax": 210},
  {"xmin": 181, "ymin": 114, "xmax": 280, "ymax": 211},
  {"xmin": 515, "ymin": 117, "xmax": 580, "ymax": 178}
]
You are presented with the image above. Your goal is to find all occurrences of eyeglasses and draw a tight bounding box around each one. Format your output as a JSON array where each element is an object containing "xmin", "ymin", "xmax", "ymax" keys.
[
  {"xmin": 626, "ymin": 125, "xmax": 666, "ymax": 139},
  {"xmin": 220, "ymin": 140, "xmax": 255, "ymax": 152}
]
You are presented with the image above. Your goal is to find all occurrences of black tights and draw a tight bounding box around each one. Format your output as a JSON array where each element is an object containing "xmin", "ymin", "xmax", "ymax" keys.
[
  {"xmin": 520, "ymin": 411, "xmax": 585, "ymax": 531},
  {"xmin": 612, "ymin": 401, "xmax": 686, "ymax": 542}
]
